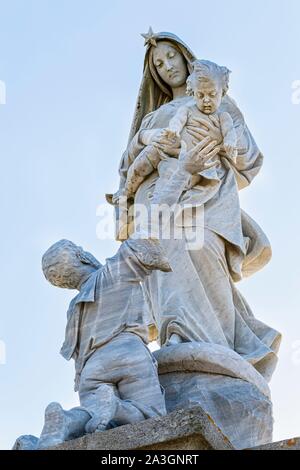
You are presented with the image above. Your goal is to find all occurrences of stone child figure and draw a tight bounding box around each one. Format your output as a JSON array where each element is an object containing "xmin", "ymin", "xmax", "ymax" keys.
[
  {"xmin": 124, "ymin": 60, "xmax": 237, "ymax": 198},
  {"xmin": 35, "ymin": 238, "xmax": 170, "ymax": 449}
]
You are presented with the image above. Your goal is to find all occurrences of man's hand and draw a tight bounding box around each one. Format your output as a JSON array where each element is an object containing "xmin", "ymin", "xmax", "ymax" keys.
[{"xmin": 179, "ymin": 137, "xmax": 220, "ymax": 174}]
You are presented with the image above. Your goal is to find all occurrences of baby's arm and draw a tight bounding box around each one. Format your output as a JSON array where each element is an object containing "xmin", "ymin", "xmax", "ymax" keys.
[
  {"xmin": 219, "ymin": 111, "xmax": 238, "ymax": 162},
  {"xmin": 125, "ymin": 109, "xmax": 189, "ymax": 197},
  {"xmin": 167, "ymin": 106, "xmax": 189, "ymax": 136},
  {"xmin": 139, "ymin": 106, "xmax": 188, "ymax": 146}
]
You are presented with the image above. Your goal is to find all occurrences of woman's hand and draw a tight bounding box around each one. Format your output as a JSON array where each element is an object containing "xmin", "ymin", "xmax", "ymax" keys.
[
  {"xmin": 185, "ymin": 116, "xmax": 223, "ymax": 145},
  {"xmin": 179, "ymin": 137, "xmax": 220, "ymax": 174}
]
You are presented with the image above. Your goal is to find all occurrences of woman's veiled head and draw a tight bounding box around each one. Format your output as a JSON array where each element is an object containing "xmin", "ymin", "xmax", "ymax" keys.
[
  {"xmin": 150, "ymin": 41, "xmax": 189, "ymax": 90},
  {"xmin": 127, "ymin": 31, "xmax": 196, "ymax": 142}
]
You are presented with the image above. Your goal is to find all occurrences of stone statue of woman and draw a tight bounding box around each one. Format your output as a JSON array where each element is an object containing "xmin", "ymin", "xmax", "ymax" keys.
[{"xmin": 108, "ymin": 29, "xmax": 282, "ymax": 449}]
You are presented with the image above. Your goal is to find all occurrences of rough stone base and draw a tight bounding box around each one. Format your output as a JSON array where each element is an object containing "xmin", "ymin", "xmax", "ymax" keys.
[
  {"xmin": 49, "ymin": 407, "xmax": 234, "ymax": 450},
  {"xmin": 14, "ymin": 406, "xmax": 299, "ymax": 451},
  {"xmin": 251, "ymin": 438, "xmax": 300, "ymax": 450}
]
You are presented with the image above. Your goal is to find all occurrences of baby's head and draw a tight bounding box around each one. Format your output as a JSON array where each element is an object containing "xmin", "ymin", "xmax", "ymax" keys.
[
  {"xmin": 42, "ymin": 239, "xmax": 101, "ymax": 290},
  {"xmin": 186, "ymin": 60, "xmax": 231, "ymax": 115}
]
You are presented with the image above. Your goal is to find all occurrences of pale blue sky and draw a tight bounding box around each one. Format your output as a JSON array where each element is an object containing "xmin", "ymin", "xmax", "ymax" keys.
[{"xmin": 0, "ymin": 0, "xmax": 299, "ymax": 449}]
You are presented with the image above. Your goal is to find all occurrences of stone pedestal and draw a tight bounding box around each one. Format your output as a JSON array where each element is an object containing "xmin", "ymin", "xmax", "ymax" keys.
[
  {"xmin": 48, "ymin": 407, "xmax": 234, "ymax": 450},
  {"xmin": 13, "ymin": 406, "xmax": 299, "ymax": 451},
  {"xmin": 43, "ymin": 407, "xmax": 299, "ymax": 451}
]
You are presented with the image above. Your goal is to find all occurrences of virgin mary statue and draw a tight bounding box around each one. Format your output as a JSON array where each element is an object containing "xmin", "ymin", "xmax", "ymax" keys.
[{"xmin": 108, "ymin": 29, "xmax": 281, "ymax": 449}]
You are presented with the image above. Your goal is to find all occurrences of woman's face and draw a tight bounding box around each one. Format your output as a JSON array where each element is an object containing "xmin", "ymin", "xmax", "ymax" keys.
[{"xmin": 152, "ymin": 41, "xmax": 188, "ymax": 89}]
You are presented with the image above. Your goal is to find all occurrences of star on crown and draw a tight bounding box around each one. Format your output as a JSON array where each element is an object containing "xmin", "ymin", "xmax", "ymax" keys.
[{"xmin": 141, "ymin": 27, "xmax": 157, "ymax": 47}]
